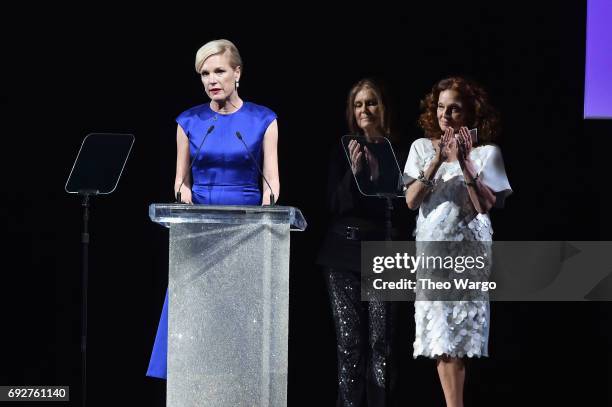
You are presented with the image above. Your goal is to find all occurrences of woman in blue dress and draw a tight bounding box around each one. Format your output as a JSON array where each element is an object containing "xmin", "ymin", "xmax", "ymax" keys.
[{"xmin": 147, "ymin": 39, "xmax": 280, "ymax": 379}]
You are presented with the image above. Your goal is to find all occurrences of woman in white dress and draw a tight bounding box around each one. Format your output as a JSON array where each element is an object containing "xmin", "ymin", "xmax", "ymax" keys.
[{"xmin": 403, "ymin": 77, "xmax": 512, "ymax": 407}]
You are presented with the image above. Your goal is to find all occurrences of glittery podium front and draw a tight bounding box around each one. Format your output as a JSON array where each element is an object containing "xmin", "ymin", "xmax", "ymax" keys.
[{"xmin": 150, "ymin": 204, "xmax": 307, "ymax": 407}]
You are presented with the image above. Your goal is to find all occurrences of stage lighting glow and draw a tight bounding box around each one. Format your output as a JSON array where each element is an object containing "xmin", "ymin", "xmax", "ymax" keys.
[{"xmin": 584, "ymin": 0, "xmax": 612, "ymax": 119}]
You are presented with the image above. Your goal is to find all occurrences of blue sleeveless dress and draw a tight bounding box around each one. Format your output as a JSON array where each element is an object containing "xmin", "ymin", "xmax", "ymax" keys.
[{"xmin": 147, "ymin": 101, "xmax": 277, "ymax": 379}]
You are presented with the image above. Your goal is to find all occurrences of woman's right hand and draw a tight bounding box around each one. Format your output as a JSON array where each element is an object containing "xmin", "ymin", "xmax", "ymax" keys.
[
  {"xmin": 348, "ymin": 139, "xmax": 364, "ymax": 175},
  {"xmin": 176, "ymin": 184, "xmax": 193, "ymax": 204},
  {"xmin": 434, "ymin": 128, "xmax": 453, "ymax": 164}
]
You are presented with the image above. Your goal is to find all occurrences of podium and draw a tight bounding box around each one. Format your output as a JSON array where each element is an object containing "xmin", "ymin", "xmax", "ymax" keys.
[{"xmin": 149, "ymin": 204, "xmax": 307, "ymax": 407}]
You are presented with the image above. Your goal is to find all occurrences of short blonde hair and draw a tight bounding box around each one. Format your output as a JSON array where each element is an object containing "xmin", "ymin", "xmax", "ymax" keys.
[{"xmin": 195, "ymin": 39, "xmax": 243, "ymax": 73}]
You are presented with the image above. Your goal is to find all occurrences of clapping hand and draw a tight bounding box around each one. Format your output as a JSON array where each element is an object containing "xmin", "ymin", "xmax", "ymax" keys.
[
  {"xmin": 363, "ymin": 146, "xmax": 379, "ymax": 182},
  {"xmin": 435, "ymin": 128, "xmax": 454, "ymax": 163},
  {"xmin": 348, "ymin": 139, "xmax": 365, "ymax": 175},
  {"xmin": 456, "ymin": 126, "xmax": 473, "ymax": 164}
]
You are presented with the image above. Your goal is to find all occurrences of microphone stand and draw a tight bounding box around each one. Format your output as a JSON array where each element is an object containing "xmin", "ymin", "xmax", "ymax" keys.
[
  {"xmin": 78, "ymin": 188, "xmax": 99, "ymax": 407},
  {"xmin": 176, "ymin": 125, "xmax": 215, "ymax": 203},
  {"xmin": 235, "ymin": 131, "xmax": 275, "ymax": 206},
  {"xmin": 384, "ymin": 195, "xmax": 393, "ymax": 241}
]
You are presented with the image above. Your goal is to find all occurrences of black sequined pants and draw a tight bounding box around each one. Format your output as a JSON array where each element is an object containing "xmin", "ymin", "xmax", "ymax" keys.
[{"xmin": 325, "ymin": 268, "xmax": 395, "ymax": 407}]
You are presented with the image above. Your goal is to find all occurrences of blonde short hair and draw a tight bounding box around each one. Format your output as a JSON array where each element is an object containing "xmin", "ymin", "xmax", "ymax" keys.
[{"xmin": 195, "ymin": 39, "xmax": 243, "ymax": 73}]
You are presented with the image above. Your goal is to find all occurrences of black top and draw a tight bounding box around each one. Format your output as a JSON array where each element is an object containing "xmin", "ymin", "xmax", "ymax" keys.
[{"xmin": 316, "ymin": 139, "xmax": 414, "ymax": 271}]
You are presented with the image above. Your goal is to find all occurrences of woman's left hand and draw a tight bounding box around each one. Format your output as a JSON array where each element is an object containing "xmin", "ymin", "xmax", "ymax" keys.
[
  {"xmin": 363, "ymin": 146, "xmax": 380, "ymax": 182},
  {"xmin": 456, "ymin": 126, "xmax": 473, "ymax": 164}
]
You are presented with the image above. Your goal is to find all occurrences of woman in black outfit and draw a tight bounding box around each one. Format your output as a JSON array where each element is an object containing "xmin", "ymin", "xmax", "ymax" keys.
[{"xmin": 317, "ymin": 78, "xmax": 410, "ymax": 407}]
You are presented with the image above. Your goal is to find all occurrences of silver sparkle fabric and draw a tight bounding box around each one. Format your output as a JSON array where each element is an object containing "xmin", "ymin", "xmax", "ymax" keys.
[
  {"xmin": 167, "ymin": 222, "xmax": 290, "ymax": 407},
  {"xmin": 325, "ymin": 269, "xmax": 389, "ymax": 406}
]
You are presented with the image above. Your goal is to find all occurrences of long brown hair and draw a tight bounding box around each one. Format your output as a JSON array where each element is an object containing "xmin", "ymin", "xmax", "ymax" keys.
[
  {"xmin": 418, "ymin": 76, "xmax": 500, "ymax": 144},
  {"xmin": 346, "ymin": 78, "xmax": 394, "ymax": 137}
]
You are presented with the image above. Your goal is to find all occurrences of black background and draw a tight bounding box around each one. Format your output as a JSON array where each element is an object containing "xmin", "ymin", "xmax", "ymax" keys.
[{"xmin": 1, "ymin": 4, "xmax": 611, "ymax": 406}]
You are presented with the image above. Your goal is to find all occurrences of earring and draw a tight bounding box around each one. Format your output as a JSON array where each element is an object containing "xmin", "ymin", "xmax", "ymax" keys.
[{"xmin": 235, "ymin": 80, "xmax": 239, "ymax": 89}]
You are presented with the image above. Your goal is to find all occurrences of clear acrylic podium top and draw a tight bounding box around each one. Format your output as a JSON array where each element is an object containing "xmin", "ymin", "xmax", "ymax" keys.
[{"xmin": 149, "ymin": 204, "xmax": 307, "ymax": 231}]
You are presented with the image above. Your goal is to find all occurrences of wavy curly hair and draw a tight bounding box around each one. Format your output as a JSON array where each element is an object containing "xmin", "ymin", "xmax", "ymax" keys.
[{"xmin": 418, "ymin": 76, "xmax": 500, "ymax": 144}]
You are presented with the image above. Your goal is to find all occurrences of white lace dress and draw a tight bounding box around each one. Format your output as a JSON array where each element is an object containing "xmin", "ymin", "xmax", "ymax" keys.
[{"xmin": 403, "ymin": 138, "xmax": 512, "ymax": 358}]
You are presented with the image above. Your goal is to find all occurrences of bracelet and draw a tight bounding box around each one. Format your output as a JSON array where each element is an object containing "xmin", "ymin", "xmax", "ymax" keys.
[
  {"xmin": 464, "ymin": 172, "xmax": 479, "ymax": 187},
  {"xmin": 417, "ymin": 171, "xmax": 434, "ymax": 187}
]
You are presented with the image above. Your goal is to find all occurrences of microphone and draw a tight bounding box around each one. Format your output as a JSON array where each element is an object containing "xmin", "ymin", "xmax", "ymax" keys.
[
  {"xmin": 234, "ymin": 131, "xmax": 275, "ymax": 206},
  {"xmin": 176, "ymin": 124, "xmax": 215, "ymax": 203}
]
